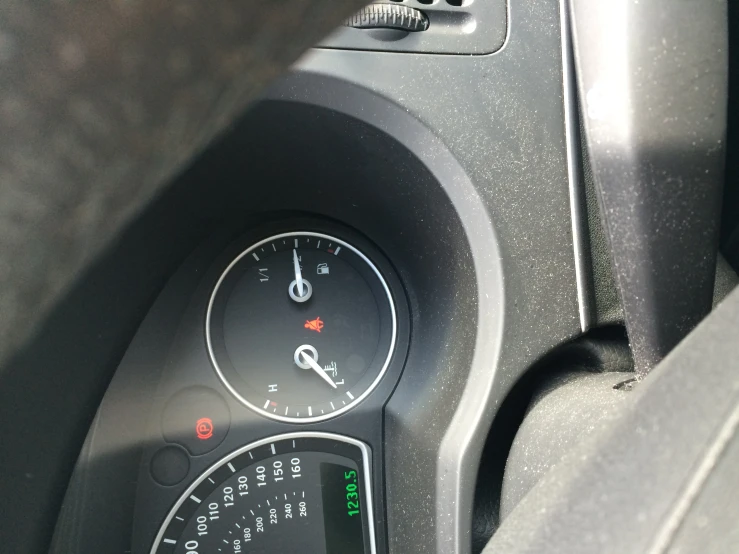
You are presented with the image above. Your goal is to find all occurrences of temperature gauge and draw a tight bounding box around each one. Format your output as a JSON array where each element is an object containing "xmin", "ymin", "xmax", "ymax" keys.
[{"xmin": 206, "ymin": 231, "xmax": 398, "ymax": 423}]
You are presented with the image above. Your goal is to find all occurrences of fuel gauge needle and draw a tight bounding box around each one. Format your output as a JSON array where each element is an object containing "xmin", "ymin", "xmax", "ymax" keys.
[
  {"xmin": 293, "ymin": 249, "xmax": 304, "ymax": 297},
  {"xmin": 299, "ymin": 349, "xmax": 337, "ymax": 389}
]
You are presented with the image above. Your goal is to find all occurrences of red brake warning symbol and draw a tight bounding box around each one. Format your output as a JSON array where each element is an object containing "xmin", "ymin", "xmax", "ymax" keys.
[
  {"xmin": 196, "ymin": 417, "xmax": 214, "ymax": 440},
  {"xmin": 305, "ymin": 317, "xmax": 324, "ymax": 333}
]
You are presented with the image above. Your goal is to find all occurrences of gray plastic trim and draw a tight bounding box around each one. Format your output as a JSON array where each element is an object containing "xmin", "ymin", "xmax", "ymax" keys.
[
  {"xmin": 569, "ymin": 0, "xmax": 727, "ymax": 374},
  {"xmin": 265, "ymin": 74, "xmax": 505, "ymax": 554},
  {"xmin": 560, "ymin": 0, "xmax": 593, "ymax": 332}
]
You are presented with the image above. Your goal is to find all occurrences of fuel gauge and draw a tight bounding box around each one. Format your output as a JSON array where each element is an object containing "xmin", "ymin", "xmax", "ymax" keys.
[{"xmin": 206, "ymin": 231, "xmax": 398, "ymax": 423}]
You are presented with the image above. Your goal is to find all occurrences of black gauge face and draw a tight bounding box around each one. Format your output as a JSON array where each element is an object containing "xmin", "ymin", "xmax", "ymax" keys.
[
  {"xmin": 207, "ymin": 232, "xmax": 397, "ymax": 422},
  {"xmin": 151, "ymin": 434, "xmax": 375, "ymax": 554}
]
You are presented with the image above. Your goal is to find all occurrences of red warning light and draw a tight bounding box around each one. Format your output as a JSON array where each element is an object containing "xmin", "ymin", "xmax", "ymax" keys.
[
  {"xmin": 196, "ymin": 417, "xmax": 214, "ymax": 440},
  {"xmin": 305, "ymin": 317, "xmax": 324, "ymax": 333}
]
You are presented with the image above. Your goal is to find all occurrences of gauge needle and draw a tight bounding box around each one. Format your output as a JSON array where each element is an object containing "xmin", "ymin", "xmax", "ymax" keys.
[
  {"xmin": 293, "ymin": 249, "xmax": 304, "ymax": 297},
  {"xmin": 300, "ymin": 350, "xmax": 337, "ymax": 389}
]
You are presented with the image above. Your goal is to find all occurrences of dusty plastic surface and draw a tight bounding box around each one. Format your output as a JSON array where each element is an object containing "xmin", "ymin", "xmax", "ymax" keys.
[
  {"xmin": 300, "ymin": 0, "xmax": 582, "ymax": 550},
  {"xmin": 570, "ymin": 0, "xmax": 728, "ymax": 375}
]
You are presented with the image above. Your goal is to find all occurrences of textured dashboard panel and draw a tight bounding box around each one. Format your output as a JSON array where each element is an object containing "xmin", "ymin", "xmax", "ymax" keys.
[{"xmin": 299, "ymin": 0, "xmax": 581, "ymax": 550}]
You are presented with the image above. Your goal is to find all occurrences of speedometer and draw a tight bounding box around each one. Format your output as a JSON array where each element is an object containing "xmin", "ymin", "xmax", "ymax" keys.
[
  {"xmin": 150, "ymin": 433, "xmax": 375, "ymax": 554},
  {"xmin": 206, "ymin": 231, "xmax": 397, "ymax": 423}
]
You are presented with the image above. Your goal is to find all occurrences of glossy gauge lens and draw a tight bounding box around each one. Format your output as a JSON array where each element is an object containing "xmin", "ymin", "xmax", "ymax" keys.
[
  {"xmin": 150, "ymin": 434, "xmax": 375, "ymax": 554},
  {"xmin": 206, "ymin": 232, "xmax": 397, "ymax": 422}
]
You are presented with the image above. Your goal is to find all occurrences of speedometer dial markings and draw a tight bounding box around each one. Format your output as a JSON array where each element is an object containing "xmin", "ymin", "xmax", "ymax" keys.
[
  {"xmin": 206, "ymin": 231, "xmax": 397, "ymax": 423},
  {"xmin": 150, "ymin": 434, "xmax": 375, "ymax": 554}
]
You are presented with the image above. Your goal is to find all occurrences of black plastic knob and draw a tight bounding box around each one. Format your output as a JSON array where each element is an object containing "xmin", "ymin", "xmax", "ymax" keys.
[{"xmin": 345, "ymin": 4, "xmax": 429, "ymax": 32}]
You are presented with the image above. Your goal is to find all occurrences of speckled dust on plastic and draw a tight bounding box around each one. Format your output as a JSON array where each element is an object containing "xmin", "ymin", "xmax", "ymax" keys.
[
  {"xmin": 573, "ymin": 0, "xmax": 726, "ymax": 376},
  {"xmin": 301, "ymin": 0, "xmax": 585, "ymax": 551}
]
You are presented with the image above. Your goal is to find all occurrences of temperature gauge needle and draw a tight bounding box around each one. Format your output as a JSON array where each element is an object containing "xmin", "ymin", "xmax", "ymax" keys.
[
  {"xmin": 294, "ymin": 345, "xmax": 337, "ymax": 389},
  {"xmin": 302, "ymin": 352, "xmax": 337, "ymax": 389},
  {"xmin": 293, "ymin": 249, "xmax": 304, "ymax": 297}
]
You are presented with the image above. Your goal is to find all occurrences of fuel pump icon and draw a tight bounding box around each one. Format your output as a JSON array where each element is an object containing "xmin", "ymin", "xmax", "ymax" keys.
[{"xmin": 317, "ymin": 263, "xmax": 329, "ymax": 275}]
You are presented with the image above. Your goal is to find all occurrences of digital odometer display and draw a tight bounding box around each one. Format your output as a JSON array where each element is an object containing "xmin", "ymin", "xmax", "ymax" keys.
[
  {"xmin": 320, "ymin": 463, "xmax": 364, "ymax": 552},
  {"xmin": 150, "ymin": 434, "xmax": 374, "ymax": 554}
]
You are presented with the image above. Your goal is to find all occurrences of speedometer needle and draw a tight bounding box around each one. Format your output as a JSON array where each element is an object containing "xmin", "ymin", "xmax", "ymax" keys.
[
  {"xmin": 293, "ymin": 249, "xmax": 304, "ymax": 298},
  {"xmin": 298, "ymin": 348, "xmax": 337, "ymax": 389}
]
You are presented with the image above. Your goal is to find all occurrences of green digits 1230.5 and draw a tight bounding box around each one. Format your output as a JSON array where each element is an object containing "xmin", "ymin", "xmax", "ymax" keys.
[{"xmin": 345, "ymin": 470, "xmax": 360, "ymax": 516}]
